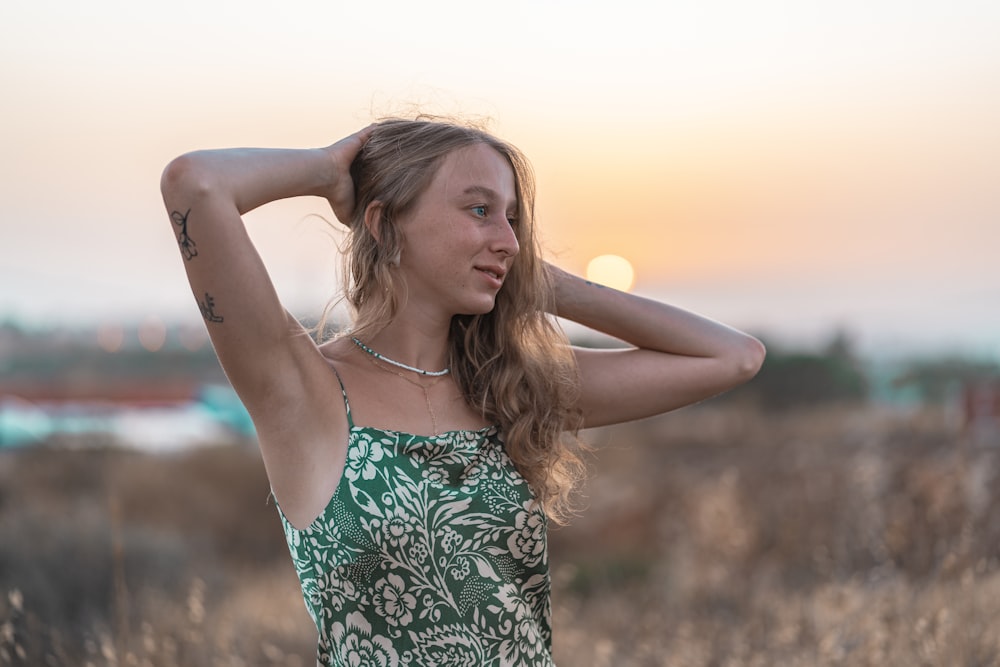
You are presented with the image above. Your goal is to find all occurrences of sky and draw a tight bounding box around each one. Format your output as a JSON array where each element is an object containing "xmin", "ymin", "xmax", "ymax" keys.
[{"xmin": 1, "ymin": 0, "xmax": 998, "ymax": 359}]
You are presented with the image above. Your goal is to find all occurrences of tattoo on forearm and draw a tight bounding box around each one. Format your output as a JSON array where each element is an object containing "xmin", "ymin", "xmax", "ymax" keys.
[
  {"xmin": 171, "ymin": 208, "xmax": 198, "ymax": 261},
  {"xmin": 197, "ymin": 292, "xmax": 224, "ymax": 323},
  {"xmin": 584, "ymin": 279, "xmax": 607, "ymax": 289}
]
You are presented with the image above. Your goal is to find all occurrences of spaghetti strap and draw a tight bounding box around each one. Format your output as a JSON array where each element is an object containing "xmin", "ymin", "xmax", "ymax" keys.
[{"xmin": 327, "ymin": 364, "xmax": 355, "ymax": 429}]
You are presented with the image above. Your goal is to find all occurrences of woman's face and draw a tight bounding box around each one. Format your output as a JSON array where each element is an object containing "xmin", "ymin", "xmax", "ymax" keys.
[{"xmin": 393, "ymin": 142, "xmax": 520, "ymax": 320}]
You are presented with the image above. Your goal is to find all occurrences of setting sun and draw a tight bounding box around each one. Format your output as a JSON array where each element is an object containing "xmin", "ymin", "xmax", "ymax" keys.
[{"xmin": 585, "ymin": 255, "xmax": 635, "ymax": 292}]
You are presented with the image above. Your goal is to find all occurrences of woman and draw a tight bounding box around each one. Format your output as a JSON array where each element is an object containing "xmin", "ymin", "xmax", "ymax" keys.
[{"xmin": 160, "ymin": 117, "xmax": 765, "ymax": 666}]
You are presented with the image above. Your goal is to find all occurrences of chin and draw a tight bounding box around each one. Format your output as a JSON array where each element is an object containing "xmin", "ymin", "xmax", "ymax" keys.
[{"xmin": 457, "ymin": 297, "xmax": 499, "ymax": 316}]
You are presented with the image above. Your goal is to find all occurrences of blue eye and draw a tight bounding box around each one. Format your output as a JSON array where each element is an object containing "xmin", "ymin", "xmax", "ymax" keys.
[{"xmin": 472, "ymin": 205, "xmax": 487, "ymax": 218}]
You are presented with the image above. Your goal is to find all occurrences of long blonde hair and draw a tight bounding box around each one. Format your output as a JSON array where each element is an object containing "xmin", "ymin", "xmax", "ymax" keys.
[{"xmin": 340, "ymin": 117, "xmax": 584, "ymax": 522}]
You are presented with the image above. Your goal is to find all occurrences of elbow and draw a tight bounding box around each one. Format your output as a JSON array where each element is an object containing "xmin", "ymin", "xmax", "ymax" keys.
[
  {"xmin": 733, "ymin": 334, "xmax": 766, "ymax": 384},
  {"xmin": 160, "ymin": 152, "xmax": 215, "ymax": 204},
  {"xmin": 160, "ymin": 153, "xmax": 193, "ymax": 200}
]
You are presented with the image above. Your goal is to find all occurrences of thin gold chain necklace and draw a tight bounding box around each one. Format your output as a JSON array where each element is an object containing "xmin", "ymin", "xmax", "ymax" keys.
[{"xmin": 365, "ymin": 356, "xmax": 447, "ymax": 436}]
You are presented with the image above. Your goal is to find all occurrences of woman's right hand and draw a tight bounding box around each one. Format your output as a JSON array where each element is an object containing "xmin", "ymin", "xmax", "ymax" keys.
[{"xmin": 322, "ymin": 124, "xmax": 376, "ymax": 225}]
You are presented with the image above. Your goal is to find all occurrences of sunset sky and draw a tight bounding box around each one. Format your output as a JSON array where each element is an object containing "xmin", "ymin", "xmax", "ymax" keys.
[{"xmin": 1, "ymin": 0, "xmax": 998, "ymax": 358}]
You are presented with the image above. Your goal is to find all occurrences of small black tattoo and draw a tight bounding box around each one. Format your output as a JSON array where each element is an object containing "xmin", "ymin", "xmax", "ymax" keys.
[
  {"xmin": 197, "ymin": 292, "xmax": 224, "ymax": 323},
  {"xmin": 171, "ymin": 208, "xmax": 198, "ymax": 261},
  {"xmin": 584, "ymin": 279, "xmax": 607, "ymax": 289}
]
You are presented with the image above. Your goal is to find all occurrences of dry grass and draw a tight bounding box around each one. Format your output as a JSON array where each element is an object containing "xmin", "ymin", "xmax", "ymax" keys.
[
  {"xmin": 549, "ymin": 405, "xmax": 1000, "ymax": 666},
  {"xmin": 2, "ymin": 404, "xmax": 999, "ymax": 666}
]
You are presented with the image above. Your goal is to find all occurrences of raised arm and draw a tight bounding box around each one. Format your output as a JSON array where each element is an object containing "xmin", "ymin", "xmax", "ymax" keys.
[
  {"xmin": 158, "ymin": 128, "xmax": 372, "ymax": 415},
  {"xmin": 549, "ymin": 264, "xmax": 765, "ymax": 428}
]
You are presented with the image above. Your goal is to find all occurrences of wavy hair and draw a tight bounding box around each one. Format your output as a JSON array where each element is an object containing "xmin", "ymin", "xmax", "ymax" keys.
[{"xmin": 339, "ymin": 117, "xmax": 584, "ymax": 522}]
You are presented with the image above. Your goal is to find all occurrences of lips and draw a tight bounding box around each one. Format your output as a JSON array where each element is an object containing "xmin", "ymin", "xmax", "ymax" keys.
[{"xmin": 475, "ymin": 265, "xmax": 506, "ymax": 287}]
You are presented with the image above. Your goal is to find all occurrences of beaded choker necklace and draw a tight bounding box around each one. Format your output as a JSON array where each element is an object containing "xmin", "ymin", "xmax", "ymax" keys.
[{"xmin": 351, "ymin": 337, "xmax": 451, "ymax": 377}]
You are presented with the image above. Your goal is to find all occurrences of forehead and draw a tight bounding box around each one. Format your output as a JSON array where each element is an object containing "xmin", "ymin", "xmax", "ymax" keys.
[{"xmin": 428, "ymin": 143, "xmax": 517, "ymax": 204}]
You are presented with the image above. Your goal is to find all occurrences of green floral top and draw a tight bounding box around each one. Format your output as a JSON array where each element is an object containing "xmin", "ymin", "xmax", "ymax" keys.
[{"xmin": 277, "ymin": 373, "xmax": 553, "ymax": 667}]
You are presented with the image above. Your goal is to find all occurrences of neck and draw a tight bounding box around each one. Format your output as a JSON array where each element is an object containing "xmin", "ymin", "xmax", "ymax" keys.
[
  {"xmin": 351, "ymin": 319, "xmax": 451, "ymax": 377},
  {"xmin": 353, "ymin": 307, "xmax": 452, "ymax": 371}
]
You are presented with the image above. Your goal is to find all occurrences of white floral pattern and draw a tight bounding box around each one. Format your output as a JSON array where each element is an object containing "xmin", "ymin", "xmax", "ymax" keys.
[
  {"xmin": 279, "ymin": 378, "xmax": 554, "ymax": 667},
  {"xmin": 331, "ymin": 612, "xmax": 399, "ymax": 667}
]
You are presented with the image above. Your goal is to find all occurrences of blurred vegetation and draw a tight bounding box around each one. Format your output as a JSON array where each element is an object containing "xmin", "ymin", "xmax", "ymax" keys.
[
  {"xmin": 890, "ymin": 356, "xmax": 1000, "ymax": 404},
  {"xmin": 0, "ymin": 321, "xmax": 225, "ymax": 384},
  {"xmin": 4, "ymin": 403, "xmax": 1000, "ymax": 665},
  {"xmin": 3, "ymin": 319, "xmax": 998, "ymax": 410},
  {"xmin": 0, "ymin": 444, "xmax": 310, "ymax": 666},
  {"xmin": 3, "ymin": 321, "xmax": 1000, "ymax": 664},
  {"xmin": 732, "ymin": 331, "xmax": 870, "ymax": 410}
]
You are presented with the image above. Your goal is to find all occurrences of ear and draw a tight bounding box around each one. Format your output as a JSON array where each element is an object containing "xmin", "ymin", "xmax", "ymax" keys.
[
  {"xmin": 364, "ymin": 200, "xmax": 401, "ymax": 266},
  {"xmin": 363, "ymin": 200, "xmax": 385, "ymax": 242}
]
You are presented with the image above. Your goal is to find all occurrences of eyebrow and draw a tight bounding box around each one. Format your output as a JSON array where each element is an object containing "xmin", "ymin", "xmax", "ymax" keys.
[
  {"xmin": 462, "ymin": 185, "xmax": 500, "ymax": 200},
  {"xmin": 461, "ymin": 185, "xmax": 517, "ymax": 210}
]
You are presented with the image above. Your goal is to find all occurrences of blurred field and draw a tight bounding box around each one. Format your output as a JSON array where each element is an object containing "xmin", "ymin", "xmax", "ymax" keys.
[{"xmin": 2, "ymin": 403, "xmax": 1000, "ymax": 666}]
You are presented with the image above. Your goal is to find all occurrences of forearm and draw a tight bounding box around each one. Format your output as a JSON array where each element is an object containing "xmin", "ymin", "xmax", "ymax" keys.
[
  {"xmin": 161, "ymin": 147, "xmax": 334, "ymax": 215},
  {"xmin": 549, "ymin": 263, "xmax": 763, "ymax": 363}
]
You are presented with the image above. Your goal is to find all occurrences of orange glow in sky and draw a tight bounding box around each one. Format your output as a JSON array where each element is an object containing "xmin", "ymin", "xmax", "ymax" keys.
[
  {"xmin": 1, "ymin": 1, "xmax": 998, "ymax": 356},
  {"xmin": 586, "ymin": 255, "xmax": 635, "ymax": 293}
]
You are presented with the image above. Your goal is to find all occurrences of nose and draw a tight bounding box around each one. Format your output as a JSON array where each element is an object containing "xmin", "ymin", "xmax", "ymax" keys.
[{"xmin": 492, "ymin": 216, "xmax": 520, "ymax": 258}]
